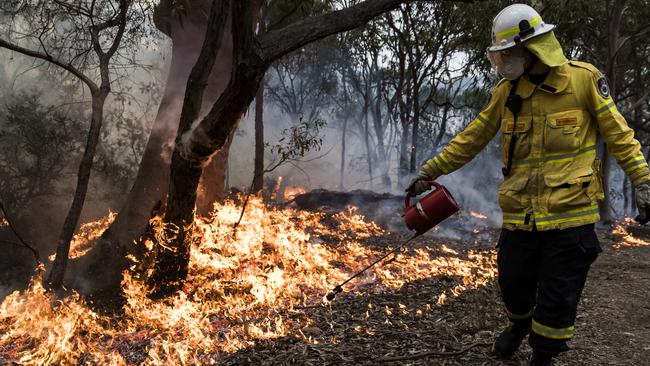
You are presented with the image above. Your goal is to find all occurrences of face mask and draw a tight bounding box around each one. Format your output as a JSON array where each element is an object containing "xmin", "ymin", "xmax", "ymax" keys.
[{"xmin": 486, "ymin": 46, "xmax": 531, "ymax": 80}]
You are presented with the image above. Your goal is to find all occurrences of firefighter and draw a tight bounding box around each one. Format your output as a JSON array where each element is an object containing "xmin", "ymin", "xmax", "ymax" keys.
[{"xmin": 407, "ymin": 3, "xmax": 650, "ymax": 366}]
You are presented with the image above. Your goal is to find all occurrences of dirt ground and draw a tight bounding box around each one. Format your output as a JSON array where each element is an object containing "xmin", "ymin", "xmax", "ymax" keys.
[{"xmin": 221, "ymin": 224, "xmax": 650, "ymax": 366}]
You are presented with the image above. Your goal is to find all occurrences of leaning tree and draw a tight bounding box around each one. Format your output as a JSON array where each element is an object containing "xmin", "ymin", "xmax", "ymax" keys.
[{"xmin": 0, "ymin": 0, "xmax": 149, "ymax": 289}]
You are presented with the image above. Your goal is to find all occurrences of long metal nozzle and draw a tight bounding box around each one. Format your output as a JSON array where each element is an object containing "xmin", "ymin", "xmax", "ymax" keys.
[{"xmin": 324, "ymin": 233, "xmax": 419, "ymax": 302}]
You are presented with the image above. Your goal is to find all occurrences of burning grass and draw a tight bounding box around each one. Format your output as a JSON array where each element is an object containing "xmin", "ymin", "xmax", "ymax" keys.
[
  {"xmin": 0, "ymin": 197, "xmax": 497, "ymax": 365},
  {"xmin": 611, "ymin": 218, "xmax": 650, "ymax": 249}
]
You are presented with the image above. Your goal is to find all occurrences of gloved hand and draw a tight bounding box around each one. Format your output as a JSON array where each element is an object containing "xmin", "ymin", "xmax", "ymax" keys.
[
  {"xmin": 406, "ymin": 170, "xmax": 433, "ymax": 196},
  {"xmin": 635, "ymin": 183, "xmax": 650, "ymax": 224}
]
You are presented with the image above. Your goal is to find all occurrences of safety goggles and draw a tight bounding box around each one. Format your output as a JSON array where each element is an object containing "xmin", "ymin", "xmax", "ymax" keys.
[{"xmin": 486, "ymin": 46, "xmax": 529, "ymax": 80}]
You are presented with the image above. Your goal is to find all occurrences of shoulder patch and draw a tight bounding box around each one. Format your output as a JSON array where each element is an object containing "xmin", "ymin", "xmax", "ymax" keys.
[{"xmin": 596, "ymin": 76, "xmax": 610, "ymax": 98}]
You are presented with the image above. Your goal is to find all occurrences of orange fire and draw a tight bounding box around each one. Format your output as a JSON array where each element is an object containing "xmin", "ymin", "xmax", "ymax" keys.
[
  {"xmin": 0, "ymin": 197, "xmax": 497, "ymax": 365},
  {"xmin": 283, "ymin": 186, "xmax": 306, "ymax": 201},
  {"xmin": 469, "ymin": 210, "xmax": 488, "ymax": 220},
  {"xmin": 611, "ymin": 220, "xmax": 650, "ymax": 249},
  {"xmin": 48, "ymin": 210, "xmax": 117, "ymax": 262}
]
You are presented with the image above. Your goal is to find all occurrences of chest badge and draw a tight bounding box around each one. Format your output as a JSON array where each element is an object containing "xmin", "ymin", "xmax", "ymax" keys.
[{"xmin": 555, "ymin": 117, "xmax": 578, "ymax": 126}]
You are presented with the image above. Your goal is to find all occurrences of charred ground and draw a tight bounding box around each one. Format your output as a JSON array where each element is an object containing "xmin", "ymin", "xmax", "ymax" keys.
[{"xmin": 220, "ymin": 221, "xmax": 650, "ymax": 366}]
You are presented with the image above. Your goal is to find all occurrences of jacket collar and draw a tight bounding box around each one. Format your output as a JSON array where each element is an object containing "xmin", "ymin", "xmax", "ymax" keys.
[{"xmin": 514, "ymin": 63, "xmax": 571, "ymax": 98}]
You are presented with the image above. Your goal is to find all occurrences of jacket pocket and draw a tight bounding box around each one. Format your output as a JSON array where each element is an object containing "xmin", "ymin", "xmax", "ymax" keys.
[
  {"xmin": 544, "ymin": 109, "xmax": 583, "ymax": 153},
  {"xmin": 501, "ymin": 117, "xmax": 533, "ymax": 162},
  {"xmin": 544, "ymin": 165, "xmax": 593, "ymax": 212},
  {"xmin": 498, "ymin": 173, "xmax": 529, "ymax": 214},
  {"xmin": 587, "ymin": 158, "xmax": 605, "ymax": 201}
]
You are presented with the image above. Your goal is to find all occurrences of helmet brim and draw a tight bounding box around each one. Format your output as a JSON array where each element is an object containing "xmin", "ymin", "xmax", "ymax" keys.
[{"xmin": 488, "ymin": 23, "xmax": 556, "ymax": 52}]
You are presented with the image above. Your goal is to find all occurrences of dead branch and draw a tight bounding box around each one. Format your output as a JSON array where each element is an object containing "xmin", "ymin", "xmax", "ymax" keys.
[
  {"xmin": 0, "ymin": 200, "xmax": 41, "ymax": 264},
  {"xmin": 375, "ymin": 341, "xmax": 492, "ymax": 362}
]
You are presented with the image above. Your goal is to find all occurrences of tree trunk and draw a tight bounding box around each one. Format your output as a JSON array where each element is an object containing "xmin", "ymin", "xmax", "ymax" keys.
[
  {"xmin": 339, "ymin": 116, "xmax": 348, "ymax": 190},
  {"xmin": 398, "ymin": 122, "xmax": 410, "ymax": 187},
  {"xmin": 148, "ymin": 60, "xmax": 266, "ymax": 294},
  {"xmin": 147, "ymin": 1, "xmax": 266, "ymax": 293},
  {"xmin": 197, "ymin": 136, "xmax": 233, "ymax": 215},
  {"xmin": 252, "ymin": 82, "xmax": 265, "ymax": 193},
  {"xmin": 101, "ymin": 1, "xmax": 231, "ymax": 242},
  {"xmin": 599, "ymin": 0, "xmax": 626, "ymax": 223},
  {"xmin": 47, "ymin": 91, "xmax": 108, "ymax": 289},
  {"xmin": 98, "ymin": 17, "xmax": 209, "ymax": 248},
  {"xmin": 371, "ymin": 62, "xmax": 391, "ymax": 190},
  {"xmin": 363, "ymin": 99, "xmax": 373, "ymax": 188}
]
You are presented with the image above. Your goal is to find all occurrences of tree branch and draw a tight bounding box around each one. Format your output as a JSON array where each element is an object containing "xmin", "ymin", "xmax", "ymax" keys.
[
  {"xmin": 0, "ymin": 38, "xmax": 97, "ymax": 92},
  {"xmin": 104, "ymin": 0, "xmax": 131, "ymax": 61},
  {"xmin": 259, "ymin": 0, "xmax": 414, "ymax": 62},
  {"xmin": 0, "ymin": 200, "xmax": 41, "ymax": 265}
]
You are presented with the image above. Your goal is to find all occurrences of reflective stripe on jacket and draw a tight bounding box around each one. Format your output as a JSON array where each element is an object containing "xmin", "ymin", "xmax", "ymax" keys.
[{"xmin": 422, "ymin": 61, "xmax": 650, "ymax": 231}]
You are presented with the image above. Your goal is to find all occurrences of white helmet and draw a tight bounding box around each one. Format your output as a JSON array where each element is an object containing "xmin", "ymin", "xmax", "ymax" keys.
[{"xmin": 488, "ymin": 4, "xmax": 555, "ymax": 52}]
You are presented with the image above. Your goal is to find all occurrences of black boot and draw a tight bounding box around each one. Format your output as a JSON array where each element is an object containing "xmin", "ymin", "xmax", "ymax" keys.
[
  {"xmin": 492, "ymin": 321, "xmax": 530, "ymax": 359},
  {"xmin": 528, "ymin": 350, "xmax": 554, "ymax": 366}
]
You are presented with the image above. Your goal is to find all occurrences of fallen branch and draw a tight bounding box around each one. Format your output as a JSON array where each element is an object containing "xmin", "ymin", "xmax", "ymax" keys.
[
  {"xmin": 375, "ymin": 341, "xmax": 492, "ymax": 362},
  {"xmin": 0, "ymin": 200, "xmax": 41, "ymax": 265}
]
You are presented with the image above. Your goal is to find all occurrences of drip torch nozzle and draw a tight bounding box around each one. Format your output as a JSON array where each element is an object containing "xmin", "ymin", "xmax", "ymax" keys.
[{"xmin": 325, "ymin": 285, "xmax": 342, "ymax": 302}]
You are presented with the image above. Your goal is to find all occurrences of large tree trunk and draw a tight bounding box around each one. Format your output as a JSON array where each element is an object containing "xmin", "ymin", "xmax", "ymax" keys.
[
  {"xmin": 197, "ymin": 135, "xmax": 233, "ymax": 215},
  {"xmin": 99, "ymin": 2, "xmax": 211, "ymax": 248},
  {"xmin": 148, "ymin": 33, "xmax": 266, "ymax": 294}
]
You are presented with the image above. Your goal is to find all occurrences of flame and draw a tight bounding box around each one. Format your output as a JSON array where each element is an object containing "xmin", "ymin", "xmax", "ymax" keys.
[
  {"xmin": 0, "ymin": 217, "xmax": 7, "ymax": 227},
  {"xmin": 469, "ymin": 210, "xmax": 487, "ymax": 220},
  {"xmin": 611, "ymin": 220, "xmax": 650, "ymax": 249},
  {"xmin": 1, "ymin": 197, "xmax": 497, "ymax": 365},
  {"xmin": 48, "ymin": 210, "xmax": 117, "ymax": 261},
  {"xmin": 283, "ymin": 187, "xmax": 305, "ymax": 201}
]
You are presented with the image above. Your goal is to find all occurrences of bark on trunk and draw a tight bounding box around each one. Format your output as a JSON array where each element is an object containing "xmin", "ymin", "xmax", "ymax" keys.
[
  {"xmin": 196, "ymin": 138, "xmax": 232, "ymax": 215},
  {"xmin": 47, "ymin": 91, "xmax": 108, "ymax": 289}
]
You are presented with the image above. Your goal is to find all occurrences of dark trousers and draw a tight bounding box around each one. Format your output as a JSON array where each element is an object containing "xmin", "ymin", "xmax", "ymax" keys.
[{"xmin": 497, "ymin": 223, "xmax": 600, "ymax": 354}]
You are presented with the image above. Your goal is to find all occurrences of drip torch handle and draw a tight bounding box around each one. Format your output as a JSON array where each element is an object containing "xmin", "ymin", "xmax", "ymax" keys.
[{"xmin": 404, "ymin": 181, "xmax": 440, "ymax": 209}]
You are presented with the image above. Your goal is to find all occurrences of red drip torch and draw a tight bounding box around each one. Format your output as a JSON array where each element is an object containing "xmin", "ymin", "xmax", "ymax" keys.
[{"xmin": 325, "ymin": 182, "xmax": 459, "ymax": 301}]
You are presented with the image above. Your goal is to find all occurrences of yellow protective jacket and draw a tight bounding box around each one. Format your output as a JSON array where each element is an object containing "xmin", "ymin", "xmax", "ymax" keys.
[{"xmin": 422, "ymin": 61, "xmax": 650, "ymax": 231}]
